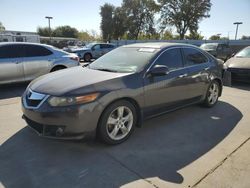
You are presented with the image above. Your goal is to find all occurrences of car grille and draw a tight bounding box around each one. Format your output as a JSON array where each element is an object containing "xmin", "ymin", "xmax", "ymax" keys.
[
  {"xmin": 227, "ymin": 68, "xmax": 250, "ymax": 75},
  {"xmin": 24, "ymin": 90, "xmax": 48, "ymax": 109}
]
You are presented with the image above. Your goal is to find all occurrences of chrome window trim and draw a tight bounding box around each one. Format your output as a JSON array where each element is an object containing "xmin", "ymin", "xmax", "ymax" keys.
[
  {"xmin": 144, "ymin": 46, "xmax": 210, "ymax": 78},
  {"xmin": 23, "ymin": 89, "xmax": 50, "ymax": 110}
]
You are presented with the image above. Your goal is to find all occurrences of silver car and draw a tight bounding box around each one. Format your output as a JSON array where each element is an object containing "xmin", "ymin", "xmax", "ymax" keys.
[
  {"xmin": 0, "ymin": 42, "xmax": 80, "ymax": 84},
  {"xmin": 70, "ymin": 43, "xmax": 115, "ymax": 62}
]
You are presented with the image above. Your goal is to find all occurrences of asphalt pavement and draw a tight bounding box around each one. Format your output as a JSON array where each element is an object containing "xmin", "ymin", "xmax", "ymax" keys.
[{"xmin": 0, "ymin": 82, "xmax": 250, "ymax": 188}]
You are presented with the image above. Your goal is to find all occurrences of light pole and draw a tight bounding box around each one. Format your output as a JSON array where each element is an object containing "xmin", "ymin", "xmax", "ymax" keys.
[
  {"xmin": 233, "ymin": 22, "xmax": 243, "ymax": 40},
  {"xmin": 45, "ymin": 16, "xmax": 53, "ymax": 41}
]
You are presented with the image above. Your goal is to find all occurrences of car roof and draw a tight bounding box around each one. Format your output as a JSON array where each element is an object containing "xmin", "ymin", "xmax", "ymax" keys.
[
  {"xmin": 201, "ymin": 43, "xmax": 219, "ymax": 46},
  {"xmin": 0, "ymin": 42, "xmax": 55, "ymax": 49},
  {"xmin": 122, "ymin": 42, "xmax": 196, "ymax": 49}
]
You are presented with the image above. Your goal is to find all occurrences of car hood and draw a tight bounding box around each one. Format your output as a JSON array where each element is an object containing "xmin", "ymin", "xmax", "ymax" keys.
[
  {"xmin": 29, "ymin": 66, "xmax": 131, "ymax": 96},
  {"xmin": 225, "ymin": 57, "xmax": 250, "ymax": 69}
]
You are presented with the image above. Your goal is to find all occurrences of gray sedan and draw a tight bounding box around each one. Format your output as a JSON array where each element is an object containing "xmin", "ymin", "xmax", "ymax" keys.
[
  {"xmin": 0, "ymin": 42, "xmax": 80, "ymax": 84},
  {"xmin": 22, "ymin": 43, "xmax": 223, "ymax": 144}
]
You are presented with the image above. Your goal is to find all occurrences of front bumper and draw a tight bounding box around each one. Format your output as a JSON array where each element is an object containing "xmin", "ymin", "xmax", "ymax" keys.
[
  {"xmin": 21, "ymin": 92, "xmax": 104, "ymax": 140},
  {"xmin": 227, "ymin": 68, "xmax": 250, "ymax": 83}
]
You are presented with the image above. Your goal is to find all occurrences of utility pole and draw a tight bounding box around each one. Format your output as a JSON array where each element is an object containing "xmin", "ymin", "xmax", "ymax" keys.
[
  {"xmin": 233, "ymin": 22, "xmax": 243, "ymax": 40},
  {"xmin": 45, "ymin": 16, "xmax": 53, "ymax": 41}
]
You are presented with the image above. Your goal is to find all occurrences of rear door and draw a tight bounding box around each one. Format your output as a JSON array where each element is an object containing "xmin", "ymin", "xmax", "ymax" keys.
[
  {"xmin": 22, "ymin": 44, "xmax": 54, "ymax": 81},
  {"xmin": 0, "ymin": 44, "xmax": 25, "ymax": 84},
  {"xmin": 91, "ymin": 44, "xmax": 102, "ymax": 59},
  {"xmin": 181, "ymin": 47, "xmax": 210, "ymax": 100}
]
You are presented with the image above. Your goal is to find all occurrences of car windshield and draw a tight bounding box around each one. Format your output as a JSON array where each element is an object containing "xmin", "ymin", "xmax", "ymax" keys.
[
  {"xmin": 235, "ymin": 47, "xmax": 250, "ymax": 58},
  {"xmin": 88, "ymin": 47, "xmax": 159, "ymax": 73},
  {"xmin": 200, "ymin": 44, "xmax": 217, "ymax": 50}
]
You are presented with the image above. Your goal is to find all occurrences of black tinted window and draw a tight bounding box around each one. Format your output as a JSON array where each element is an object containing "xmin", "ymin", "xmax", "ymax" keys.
[
  {"xmin": 183, "ymin": 48, "xmax": 207, "ymax": 66},
  {"xmin": 155, "ymin": 48, "xmax": 183, "ymax": 70},
  {"xmin": 101, "ymin": 44, "xmax": 114, "ymax": 49},
  {"xmin": 25, "ymin": 45, "xmax": 52, "ymax": 57},
  {"xmin": 0, "ymin": 45, "xmax": 26, "ymax": 59}
]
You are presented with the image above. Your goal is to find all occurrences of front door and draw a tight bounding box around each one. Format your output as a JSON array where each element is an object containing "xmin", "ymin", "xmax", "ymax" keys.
[{"xmin": 143, "ymin": 48, "xmax": 190, "ymax": 117}]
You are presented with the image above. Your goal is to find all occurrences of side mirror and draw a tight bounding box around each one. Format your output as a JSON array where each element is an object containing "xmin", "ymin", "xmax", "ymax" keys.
[
  {"xmin": 91, "ymin": 47, "xmax": 95, "ymax": 51},
  {"xmin": 149, "ymin": 65, "xmax": 169, "ymax": 77}
]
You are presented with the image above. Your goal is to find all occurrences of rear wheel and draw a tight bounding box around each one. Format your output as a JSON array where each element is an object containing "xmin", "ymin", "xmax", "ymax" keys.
[
  {"xmin": 203, "ymin": 81, "xmax": 220, "ymax": 107},
  {"xmin": 84, "ymin": 53, "xmax": 92, "ymax": 62},
  {"xmin": 97, "ymin": 100, "xmax": 137, "ymax": 145}
]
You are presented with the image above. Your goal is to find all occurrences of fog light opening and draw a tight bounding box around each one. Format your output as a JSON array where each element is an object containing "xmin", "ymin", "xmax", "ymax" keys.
[{"xmin": 56, "ymin": 128, "xmax": 64, "ymax": 137}]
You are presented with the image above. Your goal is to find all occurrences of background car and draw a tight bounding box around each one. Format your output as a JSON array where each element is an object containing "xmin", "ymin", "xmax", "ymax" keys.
[
  {"xmin": 200, "ymin": 43, "xmax": 232, "ymax": 61},
  {"xmin": 70, "ymin": 43, "xmax": 115, "ymax": 62},
  {"xmin": 22, "ymin": 43, "xmax": 223, "ymax": 145},
  {"xmin": 0, "ymin": 42, "xmax": 80, "ymax": 84},
  {"xmin": 224, "ymin": 46, "xmax": 250, "ymax": 83}
]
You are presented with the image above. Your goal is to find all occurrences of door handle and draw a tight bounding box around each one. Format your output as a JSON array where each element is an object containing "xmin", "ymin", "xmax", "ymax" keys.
[{"xmin": 178, "ymin": 73, "xmax": 188, "ymax": 78}]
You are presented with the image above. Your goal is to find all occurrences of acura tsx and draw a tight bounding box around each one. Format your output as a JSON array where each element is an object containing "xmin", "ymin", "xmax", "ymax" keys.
[{"xmin": 22, "ymin": 43, "xmax": 223, "ymax": 144}]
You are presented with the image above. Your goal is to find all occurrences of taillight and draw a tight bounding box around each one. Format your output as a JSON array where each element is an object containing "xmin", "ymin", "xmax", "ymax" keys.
[{"xmin": 70, "ymin": 56, "xmax": 79, "ymax": 62}]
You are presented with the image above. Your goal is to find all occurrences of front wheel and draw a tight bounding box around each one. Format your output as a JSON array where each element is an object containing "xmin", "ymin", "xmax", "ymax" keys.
[
  {"xmin": 97, "ymin": 100, "xmax": 137, "ymax": 145},
  {"xmin": 203, "ymin": 81, "xmax": 220, "ymax": 107}
]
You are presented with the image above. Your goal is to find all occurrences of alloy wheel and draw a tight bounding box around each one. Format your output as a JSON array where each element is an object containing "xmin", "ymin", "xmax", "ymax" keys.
[
  {"xmin": 208, "ymin": 83, "xmax": 219, "ymax": 105},
  {"xmin": 106, "ymin": 106, "xmax": 133, "ymax": 141}
]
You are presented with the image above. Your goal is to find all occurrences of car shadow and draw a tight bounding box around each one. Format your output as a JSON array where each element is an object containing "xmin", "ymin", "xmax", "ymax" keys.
[
  {"xmin": 0, "ymin": 101, "xmax": 242, "ymax": 188},
  {"xmin": 0, "ymin": 83, "xmax": 29, "ymax": 100}
]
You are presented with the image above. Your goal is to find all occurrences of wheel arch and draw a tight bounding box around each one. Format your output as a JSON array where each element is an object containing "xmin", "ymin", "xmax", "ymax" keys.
[
  {"xmin": 50, "ymin": 65, "xmax": 67, "ymax": 72},
  {"xmin": 97, "ymin": 97, "xmax": 143, "ymax": 131},
  {"xmin": 212, "ymin": 78, "xmax": 223, "ymax": 96}
]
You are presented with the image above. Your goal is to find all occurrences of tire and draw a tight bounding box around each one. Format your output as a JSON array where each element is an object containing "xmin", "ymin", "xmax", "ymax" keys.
[
  {"xmin": 203, "ymin": 80, "xmax": 220, "ymax": 108},
  {"xmin": 51, "ymin": 66, "xmax": 66, "ymax": 72},
  {"xmin": 84, "ymin": 53, "xmax": 92, "ymax": 62},
  {"xmin": 97, "ymin": 100, "xmax": 137, "ymax": 145}
]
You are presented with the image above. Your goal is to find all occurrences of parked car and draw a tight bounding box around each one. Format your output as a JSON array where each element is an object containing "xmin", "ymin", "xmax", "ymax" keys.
[
  {"xmin": 0, "ymin": 42, "xmax": 80, "ymax": 84},
  {"xmin": 224, "ymin": 46, "xmax": 250, "ymax": 83},
  {"xmin": 70, "ymin": 43, "xmax": 115, "ymax": 62},
  {"xmin": 200, "ymin": 43, "xmax": 232, "ymax": 61},
  {"xmin": 22, "ymin": 43, "xmax": 223, "ymax": 144}
]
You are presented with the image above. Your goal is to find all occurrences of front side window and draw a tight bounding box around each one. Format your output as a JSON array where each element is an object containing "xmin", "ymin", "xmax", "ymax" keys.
[
  {"xmin": 154, "ymin": 48, "xmax": 183, "ymax": 70},
  {"xmin": 25, "ymin": 45, "xmax": 52, "ymax": 57},
  {"xmin": 0, "ymin": 44, "xmax": 25, "ymax": 59},
  {"xmin": 93, "ymin": 45, "xmax": 101, "ymax": 50},
  {"xmin": 183, "ymin": 48, "xmax": 207, "ymax": 66}
]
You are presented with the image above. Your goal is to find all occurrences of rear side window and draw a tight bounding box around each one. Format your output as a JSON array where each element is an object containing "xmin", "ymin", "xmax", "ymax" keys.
[
  {"xmin": 155, "ymin": 48, "xmax": 183, "ymax": 70},
  {"xmin": 101, "ymin": 44, "xmax": 114, "ymax": 49},
  {"xmin": 25, "ymin": 45, "xmax": 53, "ymax": 57},
  {"xmin": 183, "ymin": 48, "xmax": 207, "ymax": 66},
  {"xmin": 0, "ymin": 44, "xmax": 26, "ymax": 59}
]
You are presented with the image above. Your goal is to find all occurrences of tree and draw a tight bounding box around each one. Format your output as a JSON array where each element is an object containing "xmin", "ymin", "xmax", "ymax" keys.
[
  {"xmin": 161, "ymin": 29, "xmax": 174, "ymax": 40},
  {"xmin": 112, "ymin": 7, "xmax": 127, "ymax": 40},
  {"xmin": 241, "ymin": 35, "xmax": 250, "ymax": 40},
  {"xmin": 122, "ymin": 0, "xmax": 158, "ymax": 40},
  {"xmin": 209, "ymin": 35, "xmax": 220, "ymax": 40},
  {"xmin": 53, "ymin": 26, "xmax": 78, "ymax": 38},
  {"xmin": 158, "ymin": 0, "xmax": 212, "ymax": 39},
  {"xmin": 100, "ymin": 3, "xmax": 115, "ymax": 42},
  {"xmin": 37, "ymin": 27, "xmax": 51, "ymax": 37},
  {"xmin": 185, "ymin": 32, "xmax": 204, "ymax": 40},
  {"xmin": 0, "ymin": 22, "xmax": 5, "ymax": 31}
]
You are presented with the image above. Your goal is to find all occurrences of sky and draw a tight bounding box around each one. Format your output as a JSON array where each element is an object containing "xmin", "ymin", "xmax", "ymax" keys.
[{"xmin": 0, "ymin": 0, "xmax": 249, "ymax": 39}]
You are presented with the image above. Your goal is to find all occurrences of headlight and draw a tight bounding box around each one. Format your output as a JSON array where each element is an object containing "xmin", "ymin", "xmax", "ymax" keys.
[{"xmin": 48, "ymin": 93, "xmax": 100, "ymax": 107}]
